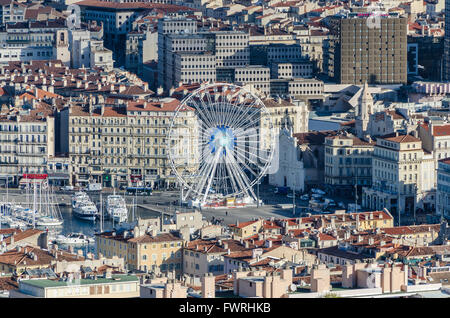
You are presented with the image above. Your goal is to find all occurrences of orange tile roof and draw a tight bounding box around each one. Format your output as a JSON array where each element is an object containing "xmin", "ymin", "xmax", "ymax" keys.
[{"xmin": 229, "ymin": 220, "xmax": 259, "ymax": 229}]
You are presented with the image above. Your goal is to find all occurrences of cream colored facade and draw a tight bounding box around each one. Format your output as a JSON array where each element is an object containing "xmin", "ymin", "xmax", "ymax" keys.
[
  {"xmin": 235, "ymin": 65, "xmax": 270, "ymax": 95},
  {"xmin": 69, "ymin": 99, "xmax": 199, "ymax": 188},
  {"xmin": 96, "ymin": 232, "xmax": 184, "ymax": 275},
  {"xmin": 174, "ymin": 52, "xmax": 216, "ymax": 85},
  {"xmin": 0, "ymin": 115, "xmax": 54, "ymax": 184},
  {"xmin": 363, "ymin": 134, "xmax": 424, "ymax": 217},
  {"xmin": 324, "ymin": 135, "xmax": 374, "ymax": 196},
  {"xmin": 233, "ymin": 268, "xmax": 293, "ymax": 298},
  {"xmin": 263, "ymin": 97, "xmax": 309, "ymax": 134}
]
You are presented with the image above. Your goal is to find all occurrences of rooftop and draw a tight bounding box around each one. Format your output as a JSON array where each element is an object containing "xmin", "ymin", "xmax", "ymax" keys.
[{"xmin": 21, "ymin": 274, "xmax": 138, "ymax": 289}]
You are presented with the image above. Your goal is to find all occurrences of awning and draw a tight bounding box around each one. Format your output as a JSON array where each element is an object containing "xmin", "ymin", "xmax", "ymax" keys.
[
  {"xmin": 19, "ymin": 178, "xmax": 45, "ymax": 185},
  {"xmin": 48, "ymin": 173, "xmax": 70, "ymax": 180}
]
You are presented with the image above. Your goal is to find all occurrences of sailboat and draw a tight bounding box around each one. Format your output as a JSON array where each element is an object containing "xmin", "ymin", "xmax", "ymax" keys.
[{"xmin": 35, "ymin": 182, "xmax": 64, "ymax": 228}]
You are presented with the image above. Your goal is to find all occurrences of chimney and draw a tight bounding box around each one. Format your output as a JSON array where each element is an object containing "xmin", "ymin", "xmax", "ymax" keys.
[{"xmin": 157, "ymin": 86, "xmax": 163, "ymax": 96}]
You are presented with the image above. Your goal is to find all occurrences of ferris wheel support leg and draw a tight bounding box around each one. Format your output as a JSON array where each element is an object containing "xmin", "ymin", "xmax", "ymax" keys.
[
  {"xmin": 201, "ymin": 151, "xmax": 221, "ymax": 205},
  {"xmin": 227, "ymin": 154, "xmax": 257, "ymax": 201},
  {"xmin": 189, "ymin": 152, "xmax": 217, "ymax": 203}
]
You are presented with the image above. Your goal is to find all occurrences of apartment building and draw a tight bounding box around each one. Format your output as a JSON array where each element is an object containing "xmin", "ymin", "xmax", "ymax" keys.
[
  {"xmin": 183, "ymin": 239, "xmax": 229, "ymax": 276},
  {"xmin": 234, "ymin": 65, "xmax": 270, "ymax": 95},
  {"xmin": 0, "ymin": 19, "xmax": 70, "ymax": 65},
  {"xmin": 324, "ymin": 134, "xmax": 374, "ymax": 197},
  {"xmin": 68, "ymin": 98, "xmax": 198, "ymax": 188},
  {"xmin": 1, "ymin": 0, "xmax": 26, "ymax": 24},
  {"xmin": 263, "ymin": 97, "xmax": 309, "ymax": 134},
  {"xmin": 69, "ymin": 26, "xmax": 113, "ymax": 70},
  {"xmin": 125, "ymin": 29, "xmax": 157, "ymax": 77},
  {"xmin": 96, "ymin": 231, "xmax": 184, "ymax": 275},
  {"xmin": 363, "ymin": 134, "xmax": 424, "ymax": 218},
  {"xmin": 157, "ymin": 17, "xmax": 199, "ymax": 91},
  {"xmin": 79, "ymin": 1, "xmax": 196, "ymax": 66},
  {"xmin": 249, "ymin": 43, "xmax": 302, "ymax": 66},
  {"xmin": 327, "ymin": 12, "xmax": 407, "ymax": 84},
  {"xmin": 267, "ymin": 43, "xmax": 302, "ymax": 63},
  {"xmin": 419, "ymin": 121, "xmax": 450, "ymax": 180},
  {"xmin": 162, "ymin": 34, "xmax": 208, "ymax": 90},
  {"xmin": 437, "ymin": 158, "xmax": 450, "ymax": 218},
  {"xmin": 208, "ymin": 30, "xmax": 249, "ymax": 68},
  {"xmin": 269, "ymin": 78, "xmax": 325, "ymax": 102},
  {"xmin": 0, "ymin": 109, "xmax": 55, "ymax": 185},
  {"xmin": 294, "ymin": 28, "xmax": 329, "ymax": 73},
  {"xmin": 270, "ymin": 61, "xmax": 314, "ymax": 79},
  {"xmin": 174, "ymin": 52, "xmax": 216, "ymax": 85}
]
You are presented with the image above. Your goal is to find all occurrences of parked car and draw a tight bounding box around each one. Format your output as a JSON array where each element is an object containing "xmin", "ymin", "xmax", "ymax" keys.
[
  {"xmin": 311, "ymin": 188, "xmax": 326, "ymax": 195},
  {"xmin": 61, "ymin": 185, "xmax": 74, "ymax": 191},
  {"xmin": 300, "ymin": 194, "xmax": 309, "ymax": 201}
]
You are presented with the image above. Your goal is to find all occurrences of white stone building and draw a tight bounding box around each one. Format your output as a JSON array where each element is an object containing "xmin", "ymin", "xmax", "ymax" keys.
[{"xmin": 269, "ymin": 126, "xmax": 305, "ymax": 192}]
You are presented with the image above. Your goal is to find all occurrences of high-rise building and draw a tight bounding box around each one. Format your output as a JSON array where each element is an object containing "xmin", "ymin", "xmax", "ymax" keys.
[
  {"xmin": 326, "ymin": 12, "xmax": 407, "ymax": 84},
  {"xmin": 444, "ymin": 0, "xmax": 450, "ymax": 80}
]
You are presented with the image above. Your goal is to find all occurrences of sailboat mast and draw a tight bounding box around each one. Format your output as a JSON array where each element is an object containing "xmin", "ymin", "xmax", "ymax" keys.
[
  {"xmin": 100, "ymin": 192, "xmax": 103, "ymax": 232},
  {"xmin": 33, "ymin": 183, "xmax": 36, "ymax": 229}
]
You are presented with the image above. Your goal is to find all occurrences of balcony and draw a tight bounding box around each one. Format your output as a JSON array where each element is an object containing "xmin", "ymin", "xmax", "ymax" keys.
[{"xmin": 5, "ymin": 39, "xmax": 30, "ymax": 44}]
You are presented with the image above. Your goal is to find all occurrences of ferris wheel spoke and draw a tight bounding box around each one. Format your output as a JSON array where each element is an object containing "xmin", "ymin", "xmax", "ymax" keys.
[
  {"xmin": 226, "ymin": 92, "xmax": 251, "ymax": 129},
  {"xmin": 190, "ymin": 99, "xmax": 215, "ymax": 129},
  {"xmin": 223, "ymin": 89, "xmax": 245, "ymax": 128},
  {"xmin": 234, "ymin": 114, "xmax": 264, "ymax": 135},
  {"xmin": 228, "ymin": 99, "xmax": 259, "ymax": 130},
  {"xmin": 204, "ymin": 90, "xmax": 221, "ymax": 128}
]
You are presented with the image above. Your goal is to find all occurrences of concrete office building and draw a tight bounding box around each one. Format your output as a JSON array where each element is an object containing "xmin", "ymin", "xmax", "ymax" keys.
[
  {"xmin": 327, "ymin": 12, "xmax": 407, "ymax": 84},
  {"xmin": 444, "ymin": 0, "xmax": 450, "ymax": 80}
]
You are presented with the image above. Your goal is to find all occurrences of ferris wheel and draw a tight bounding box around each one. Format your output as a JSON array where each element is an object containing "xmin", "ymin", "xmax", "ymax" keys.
[{"xmin": 168, "ymin": 83, "xmax": 276, "ymax": 205}]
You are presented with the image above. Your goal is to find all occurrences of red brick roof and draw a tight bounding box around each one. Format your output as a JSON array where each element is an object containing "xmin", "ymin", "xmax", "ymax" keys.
[{"xmin": 383, "ymin": 134, "xmax": 421, "ymax": 143}]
